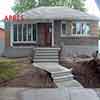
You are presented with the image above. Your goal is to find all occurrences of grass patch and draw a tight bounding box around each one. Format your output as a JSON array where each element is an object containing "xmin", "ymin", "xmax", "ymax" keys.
[{"xmin": 0, "ymin": 59, "xmax": 17, "ymax": 80}]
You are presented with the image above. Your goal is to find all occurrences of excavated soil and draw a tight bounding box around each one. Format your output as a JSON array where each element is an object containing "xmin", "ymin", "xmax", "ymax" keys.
[{"xmin": 72, "ymin": 58, "xmax": 100, "ymax": 88}]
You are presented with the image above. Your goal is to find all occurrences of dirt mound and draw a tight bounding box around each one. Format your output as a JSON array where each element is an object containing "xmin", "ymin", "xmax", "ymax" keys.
[{"xmin": 72, "ymin": 59, "xmax": 100, "ymax": 88}]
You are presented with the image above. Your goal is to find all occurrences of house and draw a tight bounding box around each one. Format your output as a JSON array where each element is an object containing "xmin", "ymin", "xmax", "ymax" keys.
[
  {"xmin": 0, "ymin": 28, "xmax": 10, "ymax": 56},
  {"xmin": 3, "ymin": 7, "xmax": 99, "ymax": 58}
]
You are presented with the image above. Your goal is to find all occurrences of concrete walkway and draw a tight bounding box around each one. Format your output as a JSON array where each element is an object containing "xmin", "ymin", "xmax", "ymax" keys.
[
  {"xmin": 0, "ymin": 88, "xmax": 26, "ymax": 100},
  {"xmin": 0, "ymin": 88, "xmax": 100, "ymax": 100},
  {"xmin": 33, "ymin": 63, "xmax": 82, "ymax": 87},
  {"xmin": 33, "ymin": 63, "xmax": 71, "ymax": 73},
  {"xmin": 0, "ymin": 88, "xmax": 99, "ymax": 100},
  {"xmin": 20, "ymin": 88, "xmax": 99, "ymax": 100}
]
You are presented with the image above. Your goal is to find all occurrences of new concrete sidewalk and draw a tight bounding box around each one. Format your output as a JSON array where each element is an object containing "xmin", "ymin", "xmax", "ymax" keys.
[
  {"xmin": 0, "ymin": 88, "xmax": 26, "ymax": 100},
  {"xmin": 0, "ymin": 88, "xmax": 100, "ymax": 100},
  {"xmin": 20, "ymin": 88, "xmax": 100, "ymax": 100}
]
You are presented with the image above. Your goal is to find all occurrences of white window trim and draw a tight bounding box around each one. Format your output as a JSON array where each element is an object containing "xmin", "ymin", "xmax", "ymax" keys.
[
  {"xmin": 17, "ymin": 24, "xmax": 18, "ymax": 41},
  {"xmin": 61, "ymin": 21, "xmax": 67, "ymax": 37},
  {"xmin": 22, "ymin": 24, "xmax": 23, "ymax": 41},
  {"xmin": 52, "ymin": 20, "xmax": 54, "ymax": 47},
  {"xmin": 61, "ymin": 21, "xmax": 72, "ymax": 37},
  {"xmin": 12, "ymin": 23, "xmax": 37, "ymax": 44},
  {"xmin": 26, "ymin": 24, "xmax": 28, "ymax": 41},
  {"xmin": 10, "ymin": 23, "xmax": 13, "ymax": 47},
  {"xmin": 31, "ymin": 24, "xmax": 33, "ymax": 41},
  {"xmin": 60, "ymin": 21, "xmax": 91, "ymax": 37},
  {"xmin": 71, "ymin": 22, "xmax": 90, "ymax": 37}
]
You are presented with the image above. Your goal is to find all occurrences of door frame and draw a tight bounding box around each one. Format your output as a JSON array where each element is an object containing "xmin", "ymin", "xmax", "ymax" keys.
[{"xmin": 38, "ymin": 21, "xmax": 54, "ymax": 47}]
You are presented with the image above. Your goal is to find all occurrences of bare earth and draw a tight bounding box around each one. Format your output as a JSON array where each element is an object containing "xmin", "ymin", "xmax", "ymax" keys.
[
  {"xmin": 60, "ymin": 57, "xmax": 100, "ymax": 88},
  {"xmin": 0, "ymin": 58, "xmax": 57, "ymax": 88}
]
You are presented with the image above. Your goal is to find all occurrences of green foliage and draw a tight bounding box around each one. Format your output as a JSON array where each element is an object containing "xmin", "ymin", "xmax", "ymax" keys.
[
  {"xmin": 12, "ymin": 0, "xmax": 36, "ymax": 13},
  {"xmin": 67, "ymin": 0, "xmax": 86, "ymax": 11},
  {"xmin": 12, "ymin": 0, "xmax": 86, "ymax": 13},
  {"xmin": 0, "ymin": 60, "xmax": 16, "ymax": 80}
]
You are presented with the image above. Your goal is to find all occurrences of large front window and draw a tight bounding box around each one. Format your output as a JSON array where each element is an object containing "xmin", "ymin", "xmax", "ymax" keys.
[
  {"xmin": 13, "ymin": 23, "xmax": 37, "ymax": 42},
  {"xmin": 72, "ymin": 22, "xmax": 90, "ymax": 36},
  {"xmin": 61, "ymin": 21, "xmax": 91, "ymax": 36}
]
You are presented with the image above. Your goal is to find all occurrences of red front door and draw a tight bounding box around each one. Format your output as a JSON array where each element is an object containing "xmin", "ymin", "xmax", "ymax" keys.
[{"xmin": 43, "ymin": 24, "xmax": 52, "ymax": 46}]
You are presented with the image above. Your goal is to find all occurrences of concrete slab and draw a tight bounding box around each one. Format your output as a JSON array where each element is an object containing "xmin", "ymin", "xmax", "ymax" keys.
[
  {"xmin": 67, "ymin": 88, "xmax": 99, "ymax": 100},
  {"xmin": 33, "ymin": 63, "xmax": 71, "ymax": 73},
  {"xmin": 33, "ymin": 63, "xmax": 82, "ymax": 87},
  {"xmin": 20, "ymin": 88, "xmax": 69, "ymax": 100},
  {"xmin": 20, "ymin": 88, "xmax": 99, "ymax": 100},
  {"xmin": 56, "ymin": 80, "xmax": 82, "ymax": 87},
  {"xmin": 0, "ymin": 88, "xmax": 27, "ymax": 100}
]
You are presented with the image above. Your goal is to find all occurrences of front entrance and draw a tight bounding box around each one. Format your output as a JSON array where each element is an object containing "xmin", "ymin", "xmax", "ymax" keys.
[{"xmin": 38, "ymin": 23, "xmax": 52, "ymax": 47}]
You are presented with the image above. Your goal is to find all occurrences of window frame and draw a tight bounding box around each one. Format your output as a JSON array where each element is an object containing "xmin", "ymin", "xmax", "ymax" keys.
[
  {"xmin": 71, "ymin": 22, "xmax": 91, "ymax": 36},
  {"xmin": 60, "ymin": 21, "xmax": 91, "ymax": 37},
  {"xmin": 61, "ymin": 21, "xmax": 68, "ymax": 37},
  {"xmin": 12, "ymin": 22, "xmax": 37, "ymax": 44}
]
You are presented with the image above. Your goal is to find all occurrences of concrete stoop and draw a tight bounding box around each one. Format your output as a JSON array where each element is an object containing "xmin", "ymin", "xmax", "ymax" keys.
[
  {"xmin": 33, "ymin": 47, "xmax": 82, "ymax": 87},
  {"xmin": 33, "ymin": 48, "xmax": 60, "ymax": 63}
]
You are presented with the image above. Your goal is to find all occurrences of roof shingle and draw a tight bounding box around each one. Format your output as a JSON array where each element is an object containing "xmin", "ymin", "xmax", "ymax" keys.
[{"xmin": 21, "ymin": 6, "xmax": 99, "ymax": 21}]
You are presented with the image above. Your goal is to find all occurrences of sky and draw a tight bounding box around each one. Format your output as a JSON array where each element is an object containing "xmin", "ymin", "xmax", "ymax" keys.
[
  {"xmin": 0, "ymin": 0, "xmax": 14, "ymax": 20},
  {"xmin": 85, "ymin": 0, "xmax": 100, "ymax": 17},
  {"xmin": 0, "ymin": 0, "xmax": 100, "ymax": 28}
]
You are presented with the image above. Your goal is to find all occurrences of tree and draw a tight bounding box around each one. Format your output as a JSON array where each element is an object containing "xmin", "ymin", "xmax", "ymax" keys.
[
  {"xmin": 12, "ymin": 0, "xmax": 36, "ymax": 13},
  {"xmin": 66, "ymin": 0, "xmax": 86, "ymax": 11},
  {"xmin": 12, "ymin": 0, "xmax": 86, "ymax": 13}
]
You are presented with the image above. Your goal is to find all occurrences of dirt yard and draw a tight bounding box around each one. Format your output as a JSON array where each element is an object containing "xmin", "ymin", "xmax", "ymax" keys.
[
  {"xmin": 0, "ymin": 57, "xmax": 57, "ymax": 88},
  {"xmin": 62, "ymin": 57, "xmax": 100, "ymax": 88}
]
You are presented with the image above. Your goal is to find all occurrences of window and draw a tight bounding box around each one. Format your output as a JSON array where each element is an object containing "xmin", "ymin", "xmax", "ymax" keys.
[
  {"xmin": 13, "ymin": 23, "xmax": 37, "ymax": 42},
  {"xmin": 82, "ymin": 24, "xmax": 90, "ymax": 35},
  {"xmin": 72, "ymin": 22, "xmax": 90, "ymax": 36},
  {"xmin": 13, "ymin": 24, "xmax": 17, "ymax": 41},
  {"xmin": 32, "ymin": 24, "xmax": 36, "ymax": 41},
  {"xmin": 18, "ymin": 24, "xmax": 22, "ymax": 41},
  {"xmin": 61, "ymin": 21, "xmax": 71, "ymax": 36},
  {"xmin": 23, "ymin": 24, "xmax": 27, "ymax": 41},
  {"xmin": 28, "ymin": 24, "xmax": 32, "ymax": 41},
  {"xmin": 61, "ymin": 23, "xmax": 66, "ymax": 35},
  {"xmin": 61, "ymin": 21, "xmax": 91, "ymax": 37}
]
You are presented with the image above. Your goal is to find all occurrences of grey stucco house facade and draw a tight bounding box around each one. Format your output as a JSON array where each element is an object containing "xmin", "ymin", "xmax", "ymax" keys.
[{"xmin": 4, "ymin": 7, "xmax": 99, "ymax": 58}]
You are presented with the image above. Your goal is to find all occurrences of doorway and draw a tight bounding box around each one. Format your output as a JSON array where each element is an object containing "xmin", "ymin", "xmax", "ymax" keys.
[{"xmin": 38, "ymin": 23, "xmax": 52, "ymax": 47}]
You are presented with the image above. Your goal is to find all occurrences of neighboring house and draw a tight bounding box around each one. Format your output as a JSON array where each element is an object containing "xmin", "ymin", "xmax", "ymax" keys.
[
  {"xmin": 4, "ymin": 7, "xmax": 99, "ymax": 57},
  {"xmin": 0, "ymin": 28, "xmax": 10, "ymax": 56}
]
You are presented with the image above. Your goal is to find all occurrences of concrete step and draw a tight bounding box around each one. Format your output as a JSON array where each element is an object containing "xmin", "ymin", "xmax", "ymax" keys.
[
  {"xmin": 56, "ymin": 80, "xmax": 83, "ymax": 87},
  {"xmin": 35, "ymin": 47, "xmax": 60, "ymax": 50},
  {"xmin": 35, "ymin": 50, "xmax": 59, "ymax": 53},
  {"xmin": 54, "ymin": 74, "xmax": 73, "ymax": 82},
  {"xmin": 52, "ymin": 70, "xmax": 71, "ymax": 78},
  {"xmin": 33, "ymin": 48, "xmax": 60, "ymax": 63},
  {"xmin": 34, "ymin": 59, "xmax": 59, "ymax": 63},
  {"xmin": 34, "ymin": 55, "xmax": 58, "ymax": 59},
  {"xmin": 35, "ymin": 52, "xmax": 58, "ymax": 56}
]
